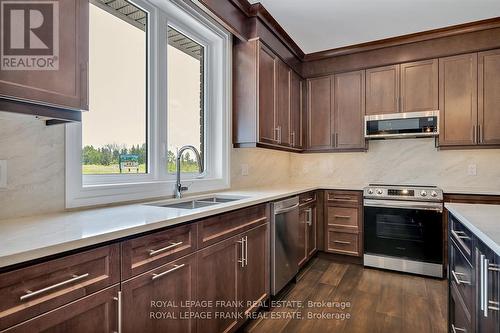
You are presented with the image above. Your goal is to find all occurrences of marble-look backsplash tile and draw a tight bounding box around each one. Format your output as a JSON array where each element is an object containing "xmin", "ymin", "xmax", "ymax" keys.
[
  {"xmin": 290, "ymin": 138, "xmax": 500, "ymax": 192},
  {"xmin": 231, "ymin": 148, "xmax": 290, "ymax": 189},
  {"xmin": 0, "ymin": 113, "xmax": 65, "ymax": 219},
  {"xmin": 1, "ymin": 112, "xmax": 499, "ymax": 221}
]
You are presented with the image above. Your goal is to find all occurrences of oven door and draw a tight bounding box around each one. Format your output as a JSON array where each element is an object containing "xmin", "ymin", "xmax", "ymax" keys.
[{"xmin": 364, "ymin": 199, "xmax": 443, "ymax": 264}]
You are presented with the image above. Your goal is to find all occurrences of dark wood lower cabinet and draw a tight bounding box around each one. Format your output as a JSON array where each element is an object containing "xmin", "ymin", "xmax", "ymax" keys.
[
  {"xmin": 448, "ymin": 212, "xmax": 500, "ymax": 333},
  {"xmin": 122, "ymin": 254, "xmax": 197, "ymax": 333},
  {"xmin": 298, "ymin": 198, "xmax": 318, "ymax": 267},
  {"xmin": 2, "ymin": 285, "xmax": 119, "ymax": 333},
  {"xmin": 237, "ymin": 224, "xmax": 269, "ymax": 317},
  {"xmin": 196, "ymin": 223, "xmax": 269, "ymax": 333},
  {"xmin": 196, "ymin": 234, "xmax": 240, "ymax": 333}
]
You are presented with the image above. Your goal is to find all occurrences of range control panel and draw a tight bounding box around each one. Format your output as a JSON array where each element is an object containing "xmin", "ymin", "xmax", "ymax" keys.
[{"xmin": 363, "ymin": 185, "xmax": 443, "ymax": 201}]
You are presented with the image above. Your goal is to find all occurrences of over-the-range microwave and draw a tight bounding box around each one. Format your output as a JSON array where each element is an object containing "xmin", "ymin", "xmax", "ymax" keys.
[{"xmin": 364, "ymin": 110, "xmax": 439, "ymax": 139}]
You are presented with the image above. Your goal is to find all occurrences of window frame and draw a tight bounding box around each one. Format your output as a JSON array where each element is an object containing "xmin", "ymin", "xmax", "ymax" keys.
[{"xmin": 66, "ymin": 0, "xmax": 231, "ymax": 208}]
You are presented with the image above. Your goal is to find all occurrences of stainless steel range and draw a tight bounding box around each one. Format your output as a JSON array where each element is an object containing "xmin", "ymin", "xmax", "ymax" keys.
[{"xmin": 363, "ymin": 184, "xmax": 444, "ymax": 277}]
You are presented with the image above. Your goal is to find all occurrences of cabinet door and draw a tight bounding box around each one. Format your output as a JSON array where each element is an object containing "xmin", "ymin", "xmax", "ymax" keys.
[
  {"xmin": 478, "ymin": 49, "xmax": 500, "ymax": 145},
  {"xmin": 400, "ymin": 59, "xmax": 438, "ymax": 113},
  {"xmin": 238, "ymin": 224, "xmax": 269, "ymax": 317},
  {"xmin": 439, "ymin": 53, "xmax": 478, "ymax": 146},
  {"xmin": 2, "ymin": 286, "xmax": 119, "ymax": 333},
  {"xmin": 306, "ymin": 76, "xmax": 332, "ymax": 150},
  {"xmin": 365, "ymin": 65, "xmax": 400, "ymax": 115},
  {"xmin": 258, "ymin": 44, "xmax": 277, "ymax": 144},
  {"xmin": 307, "ymin": 204, "xmax": 317, "ymax": 258},
  {"xmin": 122, "ymin": 254, "xmax": 197, "ymax": 333},
  {"xmin": 477, "ymin": 245, "xmax": 500, "ymax": 333},
  {"xmin": 0, "ymin": 0, "xmax": 88, "ymax": 110},
  {"xmin": 333, "ymin": 70, "xmax": 365, "ymax": 149},
  {"xmin": 196, "ymin": 235, "xmax": 240, "ymax": 333},
  {"xmin": 298, "ymin": 207, "xmax": 308, "ymax": 267},
  {"xmin": 276, "ymin": 60, "xmax": 291, "ymax": 146},
  {"xmin": 290, "ymin": 71, "xmax": 303, "ymax": 148}
]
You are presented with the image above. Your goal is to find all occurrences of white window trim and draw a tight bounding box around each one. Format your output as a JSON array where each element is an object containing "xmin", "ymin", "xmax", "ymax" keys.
[{"xmin": 66, "ymin": 0, "xmax": 231, "ymax": 209}]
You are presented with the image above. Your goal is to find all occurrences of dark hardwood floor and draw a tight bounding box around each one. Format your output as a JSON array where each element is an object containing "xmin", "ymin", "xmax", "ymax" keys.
[{"xmin": 240, "ymin": 257, "xmax": 448, "ymax": 333}]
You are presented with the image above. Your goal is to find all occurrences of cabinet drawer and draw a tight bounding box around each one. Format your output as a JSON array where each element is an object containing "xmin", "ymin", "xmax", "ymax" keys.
[
  {"xmin": 121, "ymin": 223, "xmax": 197, "ymax": 279},
  {"xmin": 299, "ymin": 191, "xmax": 316, "ymax": 205},
  {"xmin": 449, "ymin": 282, "xmax": 472, "ymax": 333},
  {"xmin": 450, "ymin": 239, "xmax": 474, "ymax": 315},
  {"xmin": 326, "ymin": 230, "xmax": 360, "ymax": 256},
  {"xmin": 327, "ymin": 206, "xmax": 359, "ymax": 230},
  {"xmin": 449, "ymin": 214, "xmax": 473, "ymax": 261},
  {"xmin": 197, "ymin": 204, "xmax": 268, "ymax": 248},
  {"xmin": 1, "ymin": 285, "xmax": 119, "ymax": 333},
  {"xmin": 0, "ymin": 244, "xmax": 119, "ymax": 330},
  {"xmin": 326, "ymin": 190, "xmax": 361, "ymax": 205}
]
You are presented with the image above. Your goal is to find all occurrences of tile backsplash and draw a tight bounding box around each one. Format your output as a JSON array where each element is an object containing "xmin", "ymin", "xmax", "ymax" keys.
[{"xmin": 1, "ymin": 112, "xmax": 499, "ymax": 220}]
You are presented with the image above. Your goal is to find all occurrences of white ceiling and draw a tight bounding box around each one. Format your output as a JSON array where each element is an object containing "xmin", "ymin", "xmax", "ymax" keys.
[{"xmin": 248, "ymin": 0, "xmax": 500, "ymax": 54}]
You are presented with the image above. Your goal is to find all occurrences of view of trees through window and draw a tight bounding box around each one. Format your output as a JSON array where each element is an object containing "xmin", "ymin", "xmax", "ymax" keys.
[{"xmin": 83, "ymin": 2, "xmax": 205, "ymax": 175}]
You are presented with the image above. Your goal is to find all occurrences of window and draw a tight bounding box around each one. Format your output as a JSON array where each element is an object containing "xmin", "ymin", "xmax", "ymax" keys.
[
  {"xmin": 83, "ymin": 0, "xmax": 148, "ymax": 175},
  {"xmin": 167, "ymin": 26, "xmax": 204, "ymax": 174},
  {"xmin": 66, "ymin": 0, "xmax": 231, "ymax": 208}
]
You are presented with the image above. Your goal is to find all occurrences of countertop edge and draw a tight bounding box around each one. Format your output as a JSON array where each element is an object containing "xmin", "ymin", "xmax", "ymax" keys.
[{"xmin": 445, "ymin": 203, "xmax": 500, "ymax": 256}]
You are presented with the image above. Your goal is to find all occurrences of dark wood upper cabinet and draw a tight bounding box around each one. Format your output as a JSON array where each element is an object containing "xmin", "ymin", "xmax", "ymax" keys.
[
  {"xmin": 233, "ymin": 39, "xmax": 302, "ymax": 151},
  {"xmin": 306, "ymin": 76, "xmax": 332, "ymax": 150},
  {"xmin": 400, "ymin": 59, "xmax": 439, "ymax": 113},
  {"xmin": 439, "ymin": 53, "xmax": 478, "ymax": 146},
  {"xmin": 258, "ymin": 44, "xmax": 278, "ymax": 144},
  {"xmin": 290, "ymin": 71, "xmax": 303, "ymax": 148},
  {"xmin": 333, "ymin": 70, "xmax": 366, "ymax": 149},
  {"xmin": 122, "ymin": 254, "xmax": 197, "ymax": 333},
  {"xmin": 365, "ymin": 65, "xmax": 400, "ymax": 115},
  {"xmin": 478, "ymin": 49, "xmax": 500, "ymax": 145},
  {"xmin": 0, "ymin": 0, "xmax": 88, "ymax": 114},
  {"xmin": 276, "ymin": 59, "xmax": 291, "ymax": 146}
]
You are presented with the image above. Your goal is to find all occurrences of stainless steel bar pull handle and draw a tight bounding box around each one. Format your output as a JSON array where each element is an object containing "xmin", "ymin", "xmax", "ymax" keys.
[
  {"xmin": 483, "ymin": 256, "xmax": 489, "ymax": 317},
  {"xmin": 113, "ymin": 291, "xmax": 122, "ymax": 333},
  {"xmin": 451, "ymin": 270, "xmax": 471, "ymax": 285},
  {"xmin": 488, "ymin": 301, "xmax": 500, "ymax": 311},
  {"xmin": 333, "ymin": 240, "xmax": 351, "ymax": 245},
  {"xmin": 451, "ymin": 230, "xmax": 470, "ymax": 240},
  {"xmin": 306, "ymin": 208, "xmax": 313, "ymax": 226},
  {"xmin": 451, "ymin": 324, "xmax": 466, "ymax": 333},
  {"xmin": 244, "ymin": 236, "xmax": 248, "ymax": 267},
  {"xmin": 237, "ymin": 238, "xmax": 245, "ymax": 267},
  {"xmin": 20, "ymin": 273, "xmax": 90, "ymax": 301},
  {"xmin": 149, "ymin": 241, "xmax": 183, "ymax": 256},
  {"xmin": 152, "ymin": 264, "xmax": 185, "ymax": 280}
]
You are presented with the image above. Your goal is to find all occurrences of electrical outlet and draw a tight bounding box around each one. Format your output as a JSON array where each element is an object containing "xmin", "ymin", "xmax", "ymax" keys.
[
  {"xmin": 0, "ymin": 160, "xmax": 6, "ymax": 188},
  {"xmin": 467, "ymin": 164, "xmax": 477, "ymax": 176},
  {"xmin": 241, "ymin": 164, "xmax": 249, "ymax": 176}
]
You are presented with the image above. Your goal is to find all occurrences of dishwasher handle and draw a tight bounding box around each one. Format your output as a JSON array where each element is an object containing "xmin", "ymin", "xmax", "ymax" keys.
[{"xmin": 274, "ymin": 203, "xmax": 300, "ymax": 215}]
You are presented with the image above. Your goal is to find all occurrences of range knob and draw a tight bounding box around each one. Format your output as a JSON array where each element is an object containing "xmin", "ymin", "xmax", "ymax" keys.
[
  {"xmin": 367, "ymin": 189, "xmax": 374, "ymax": 195},
  {"xmin": 376, "ymin": 189, "xmax": 383, "ymax": 195},
  {"xmin": 431, "ymin": 191, "xmax": 438, "ymax": 197},
  {"xmin": 420, "ymin": 190, "xmax": 427, "ymax": 197}
]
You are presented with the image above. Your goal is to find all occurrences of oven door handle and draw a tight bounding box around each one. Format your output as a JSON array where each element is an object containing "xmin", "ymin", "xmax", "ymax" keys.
[{"xmin": 364, "ymin": 199, "xmax": 443, "ymax": 212}]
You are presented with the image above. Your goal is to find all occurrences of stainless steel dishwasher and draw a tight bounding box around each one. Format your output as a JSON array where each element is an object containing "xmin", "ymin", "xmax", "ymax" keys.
[{"xmin": 271, "ymin": 196, "xmax": 300, "ymax": 296}]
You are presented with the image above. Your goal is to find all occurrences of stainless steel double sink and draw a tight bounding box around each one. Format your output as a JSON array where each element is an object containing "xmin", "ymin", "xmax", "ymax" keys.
[{"xmin": 147, "ymin": 195, "xmax": 247, "ymax": 210}]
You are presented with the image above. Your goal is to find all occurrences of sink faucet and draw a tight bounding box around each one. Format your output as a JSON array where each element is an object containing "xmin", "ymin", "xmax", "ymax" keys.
[{"xmin": 175, "ymin": 145, "xmax": 203, "ymax": 199}]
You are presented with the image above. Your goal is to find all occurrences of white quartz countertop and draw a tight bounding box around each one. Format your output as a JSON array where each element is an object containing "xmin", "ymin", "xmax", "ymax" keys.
[
  {"xmin": 1, "ymin": 184, "xmax": 361, "ymax": 269},
  {"xmin": 445, "ymin": 203, "xmax": 500, "ymax": 256}
]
